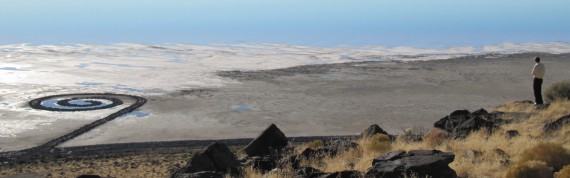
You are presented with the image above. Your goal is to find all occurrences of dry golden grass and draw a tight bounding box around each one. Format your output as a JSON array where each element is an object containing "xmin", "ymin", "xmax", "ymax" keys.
[
  {"xmin": 505, "ymin": 160, "xmax": 554, "ymax": 178},
  {"xmin": 2, "ymin": 100, "xmax": 570, "ymax": 178},
  {"xmin": 0, "ymin": 153, "xmax": 191, "ymax": 178},
  {"xmin": 555, "ymin": 165, "xmax": 570, "ymax": 178}
]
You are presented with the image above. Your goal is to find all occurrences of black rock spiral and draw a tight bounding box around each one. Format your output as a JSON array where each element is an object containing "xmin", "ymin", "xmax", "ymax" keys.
[
  {"xmin": 27, "ymin": 93, "xmax": 146, "ymax": 151},
  {"xmin": 30, "ymin": 95, "xmax": 124, "ymax": 112}
]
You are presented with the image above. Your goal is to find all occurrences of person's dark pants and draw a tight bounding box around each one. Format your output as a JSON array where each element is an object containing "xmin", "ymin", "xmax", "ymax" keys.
[{"xmin": 533, "ymin": 78, "xmax": 543, "ymax": 105}]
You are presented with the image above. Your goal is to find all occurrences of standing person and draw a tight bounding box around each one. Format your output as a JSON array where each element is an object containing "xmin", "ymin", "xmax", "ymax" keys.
[{"xmin": 532, "ymin": 56, "xmax": 545, "ymax": 105}]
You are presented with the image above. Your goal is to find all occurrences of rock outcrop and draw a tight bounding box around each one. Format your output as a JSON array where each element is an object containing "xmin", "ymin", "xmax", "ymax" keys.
[
  {"xmin": 359, "ymin": 124, "xmax": 388, "ymax": 139},
  {"xmin": 544, "ymin": 114, "xmax": 570, "ymax": 132},
  {"xmin": 244, "ymin": 124, "xmax": 289, "ymax": 156},
  {"xmin": 365, "ymin": 150, "xmax": 457, "ymax": 178},
  {"xmin": 434, "ymin": 109, "xmax": 503, "ymax": 138},
  {"xmin": 171, "ymin": 142, "xmax": 240, "ymax": 178}
]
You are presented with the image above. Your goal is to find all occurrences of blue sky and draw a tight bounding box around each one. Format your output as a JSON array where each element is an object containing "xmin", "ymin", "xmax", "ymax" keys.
[{"xmin": 1, "ymin": 0, "xmax": 569, "ymax": 47}]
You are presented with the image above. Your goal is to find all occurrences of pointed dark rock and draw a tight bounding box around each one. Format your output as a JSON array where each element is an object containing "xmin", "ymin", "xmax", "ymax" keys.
[
  {"xmin": 244, "ymin": 124, "xmax": 289, "ymax": 156},
  {"xmin": 359, "ymin": 124, "xmax": 388, "ymax": 139}
]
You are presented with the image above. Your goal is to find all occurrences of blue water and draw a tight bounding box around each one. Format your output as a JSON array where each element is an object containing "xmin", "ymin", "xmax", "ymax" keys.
[
  {"xmin": 233, "ymin": 104, "xmax": 251, "ymax": 111},
  {"xmin": 76, "ymin": 82, "xmax": 103, "ymax": 86},
  {"xmin": 92, "ymin": 62, "xmax": 159, "ymax": 69},
  {"xmin": 75, "ymin": 63, "xmax": 90, "ymax": 68},
  {"xmin": 68, "ymin": 100, "xmax": 92, "ymax": 105},
  {"xmin": 121, "ymin": 111, "xmax": 150, "ymax": 118},
  {"xmin": 1, "ymin": 0, "xmax": 568, "ymax": 47},
  {"xmin": 112, "ymin": 85, "xmax": 144, "ymax": 92}
]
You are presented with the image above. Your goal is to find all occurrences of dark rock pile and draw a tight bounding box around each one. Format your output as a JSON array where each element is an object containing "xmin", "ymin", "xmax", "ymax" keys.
[
  {"xmin": 434, "ymin": 108, "xmax": 505, "ymax": 138},
  {"xmin": 170, "ymin": 123, "xmax": 458, "ymax": 178}
]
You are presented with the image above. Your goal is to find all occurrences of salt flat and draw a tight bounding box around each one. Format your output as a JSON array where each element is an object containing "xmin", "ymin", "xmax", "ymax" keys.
[{"xmin": 1, "ymin": 43, "xmax": 569, "ymax": 151}]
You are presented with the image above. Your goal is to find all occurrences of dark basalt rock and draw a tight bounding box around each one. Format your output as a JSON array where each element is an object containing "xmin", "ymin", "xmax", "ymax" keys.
[
  {"xmin": 434, "ymin": 110, "xmax": 471, "ymax": 132},
  {"xmin": 359, "ymin": 124, "xmax": 388, "ymax": 139},
  {"xmin": 242, "ymin": 156, "xmax": 277, "ymax": 173},
  {"xmin": 544, "ymin": 114, "xmax": 570, "ymax": 132},
  {"xmin": 453, "ymin": 117, "xmax": 492, "ymax": 139},
  {"xmin": 505, "ymin": 130, "xmax": 520, "ymax": 139},
  {"xmin": 175, "ymin": 171, "xmax": 224, "ymax": 178},
  {"xmin": 244, "ymin": 124, "xmax": 289, "ymax": 156},
  {"xmin": 171, "ymin": 143, "xmax": 239, "ymax": 178},
  {"xmin": 318, "ymin": 170, "xmax": 362, "ymax": 178},
  {"xmin": 371, "ymin": 150, "xmax": 406, "ymax": 165},
  {"xmin": 295, "ymin": 166, "xmax": 326, "ymax": 178},
  {"xmin": 365, "ymin": 150, "xmax": 457, "ymax": 178},
  {"xmin": 469, "ymin": 108, "xmax": 489, "ymax": 118},
  {"xmin": 434, "ymin": 109, "xmax": 506, "ymax": 139}
]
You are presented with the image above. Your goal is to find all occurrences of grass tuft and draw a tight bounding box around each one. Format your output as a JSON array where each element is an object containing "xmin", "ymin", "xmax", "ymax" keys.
[
  {"xmin": 505, "ymin": 160, "xmax": 554, "ymax": 178},
  {"xmin": 545, "ymin": 81, "xmax": 570, "ymax": 103},
  {"xmin": 555, "ymin": 165, "xmax": 570, "ymax": 178},
  {"xmin": 520, "ymin": 142, "xmax": 570, "ymax": 171}
]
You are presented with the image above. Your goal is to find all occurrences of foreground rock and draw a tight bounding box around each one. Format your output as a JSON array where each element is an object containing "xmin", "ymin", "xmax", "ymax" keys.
[
  {"xmin": 244, "ymin": 124, "xmax": 289, "ymax": 156},
  {"xmin": 544, "ymin": 114, "xmax": 570, "ymax": 132},
  {"xmin": 434, "ymin": 109, "xmax": 504, "ymax": 138},
  {"xmin": 171, "ymin": 143, "xmax": 240, "ymax": 178},
  {"xmin": 365, "ymin": 150, "xmax": 457, "ymax": 178}
]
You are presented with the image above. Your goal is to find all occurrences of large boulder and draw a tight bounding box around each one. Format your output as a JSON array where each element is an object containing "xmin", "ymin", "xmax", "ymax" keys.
[
  {"xmin": 434, "ymin": 109, "xmax": 504, "ymax": 139},
  {"xmin": 365, "ymin": 150, "xmax": 457, "ymax": 178},
  {"xmin": 171, "ymin": 143, "xmax": 239, "ymax": 178},
  {"xmin": 452, "ymin": 117, "xmax": 492, "ymax": 139},
  {"xmin": 544, "ymin": 114, "xmax": 570, "ymax": 132},
  {"xmin": 244, "ymin": 124, "xmax": 289, "ymax": 156},
  {"xmin": 359, "ymin": 124, "xmax": 388, "ymax": 139},
  {"xmin": 434, "ymin": 110, "xmax": 471, "ymax": 132}
]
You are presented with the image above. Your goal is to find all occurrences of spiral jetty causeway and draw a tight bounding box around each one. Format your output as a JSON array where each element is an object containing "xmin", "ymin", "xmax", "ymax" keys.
[{"xmin": 0, "ymin": 93, "xmax": 146, "ymax": 164}]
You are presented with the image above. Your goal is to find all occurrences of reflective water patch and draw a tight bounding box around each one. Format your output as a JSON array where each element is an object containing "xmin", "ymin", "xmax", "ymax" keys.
[
  {"xmin": 76, "ymin": 82, "xmax": 103, "ymax": 86},
  {"xmin": 121, "ymin": 111, "xmax": 150, "ymax": 118},
  {"xmin": 232, "ymin": 104, "xmax": 251, "ymax": 111}
]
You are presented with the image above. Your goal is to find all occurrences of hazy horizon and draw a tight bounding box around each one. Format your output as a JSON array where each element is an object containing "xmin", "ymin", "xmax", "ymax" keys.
[{"xmin": 2, "ymin": 0, "xmax": 570, "ymax": 47}]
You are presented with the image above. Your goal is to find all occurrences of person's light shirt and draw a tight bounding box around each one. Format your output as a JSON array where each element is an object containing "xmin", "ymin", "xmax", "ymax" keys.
[{"xmin": 532, "ymin": 63, "xmax": 545, "ymax": 79}]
